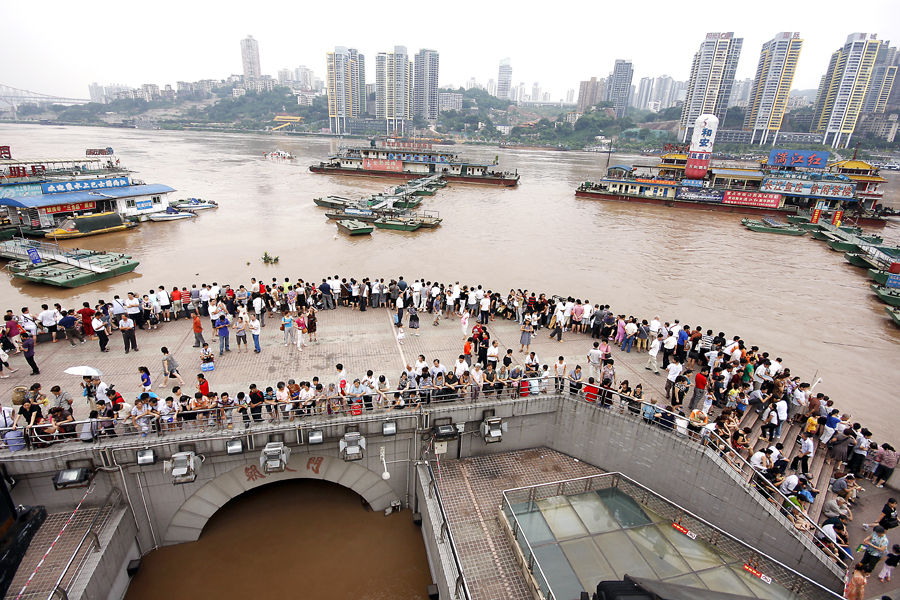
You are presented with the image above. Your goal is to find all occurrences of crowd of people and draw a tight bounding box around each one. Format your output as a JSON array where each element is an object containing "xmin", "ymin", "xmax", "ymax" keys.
[{"xmin": 1, "ymin": 274, "xmax": 897, "ymax": 590}]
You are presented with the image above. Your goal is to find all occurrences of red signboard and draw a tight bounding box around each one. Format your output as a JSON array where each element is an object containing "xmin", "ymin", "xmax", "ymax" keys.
[
  {"xmin": 831, "ymin": 210, "xmax": 843, "ymax": 225},
  {"xmin": 810, "ymin": 209, "xmax": 821, "ymax": 224},
  {"xmin": 635, "ymin": 178, "xmax": 677, "ymax": 185},
  {"xmin": 0, "ymin": 146, "xmax": 11, "ymax": 160},
  {"xmin": 85, "ymin": 148, "xmax": 113, "ymax": 156},
  {"xmin": 38, "ymin": 201, "xmax": 96, "ymax": 215},
  {"xmin": 363, "ymin": 158, "xmax": 403, "ymax": 172},
  {"xmin": 722, "ymin": 191, "xmax": 783, "ymax": 208}
]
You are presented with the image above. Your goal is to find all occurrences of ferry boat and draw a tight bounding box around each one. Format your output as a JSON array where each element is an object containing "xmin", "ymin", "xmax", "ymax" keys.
[
  {"xmin": 44, "ymin": 212, "xmax": 136, "ymax": 239},
  {"xmin": 740, "ymin": 218, "xmax": 806, "ymax": 236},
  {"xmin": 576, "ymin": 143, "xmax": 888, "ymax": 227},
  {"xmin": 169, "ymin": 198, "xmax": 218, "ymax": 211},
  {"xmin": 310, "ymin": 140, "xmax": 519, "ymax": 186},
  {"xmin": 264, "ymin": 149, "xmax": 294, "ymax": 160},
  {"xmin": 335, "ymin": 219, "xmax": 373, "ymax": 236},
  {"xmin": 148, "ymin": 207, "xmax": 197, "ymax": 221}
]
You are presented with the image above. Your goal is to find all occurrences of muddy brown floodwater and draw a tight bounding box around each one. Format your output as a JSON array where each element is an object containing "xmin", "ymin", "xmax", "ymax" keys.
[
  {"xmin": 124, "ymin": 479, "xmax": 430, "ymax": 600},
  {"xmin": 1, "ymin": 124, "xmax": 899, "ymax": 438}
]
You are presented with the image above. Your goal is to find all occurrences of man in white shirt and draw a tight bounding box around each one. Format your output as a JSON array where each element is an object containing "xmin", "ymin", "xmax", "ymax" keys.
[
  {"xmin": 486, "ymin": 341, "xmax": 500, "ymax": 368},
  {"xmin": 645, "ymin": 334, "xmax": 663, "ymax": 375},
  {"xmin": 252, "ymin": 295, "xmax": 266, "ymax": 327},
  {"xmin": 791, "ymin": 431, "xmax": 815, "ymax": 476},
  {"xmin": 209, "ymin": 283, "xmax": 220, "ymax": 302},
  {"xmin": 199, "ymin": 285, "xmax": 211, "ymax": 316},
  {"xmin": 750, "ymin": 448, "xmax": 773, "ymax": 471},
  {"xmin": 466, "ymin": 289, "xmax": 477, "ymax": 315},
  {"xmin": 649, "ymin": 317, "xmax": 661, "ymax": 335},
  {"xmin": 20, "ymin": 308, "xmax": 38, "ymax": 337},
  {"xmin": 588, "ymin": 342, "xmax": 604, "ymax": 380},
  {"xmin": 665, "ymin": 358, "xmax": 682, "ymax": 401},
  {"xmin": 38, "ymin": 304, "xmax": 62, "ymax": 342},
  {"xmin": 249, "ymin": 315, "xmax": 261, "ymax": 353},
  {"xmin": 479, "ymin": 296, "xmax": 490, "ymax": 324},
  {"xmin": 454, "ymin": 356, "xmax": 468, "ymax": 379}
]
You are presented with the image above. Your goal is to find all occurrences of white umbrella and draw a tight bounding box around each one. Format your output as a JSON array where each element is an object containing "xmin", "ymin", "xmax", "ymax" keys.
[{"xmin": 64, "ymin": 366, "xmax": 103, "ymax": 377}]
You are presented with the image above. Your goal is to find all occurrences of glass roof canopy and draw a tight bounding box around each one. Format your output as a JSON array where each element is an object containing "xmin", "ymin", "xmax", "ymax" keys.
[{"xmin": 501, "ymin": 474, "xmax": 841, "ymax": 600}]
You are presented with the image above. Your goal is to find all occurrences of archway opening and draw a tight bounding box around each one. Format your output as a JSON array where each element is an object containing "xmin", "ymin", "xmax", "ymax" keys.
[{"xmin": 127, "ymin": 479, "xmax": 431, "ymax": 600}]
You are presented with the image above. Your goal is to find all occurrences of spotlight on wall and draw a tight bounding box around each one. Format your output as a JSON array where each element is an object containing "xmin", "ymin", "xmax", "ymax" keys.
[
  {"xmin": 165, "ymin": 452, "xmax": 200, "ymax": 485},
  {"xmin": 339, "ymin": 432, "xmax": 366, "ymax": 461},
  {"xmin": 261, "ymin": 442, "xmax": 290, "ymax": 473},
  {"xmin": 481, "ymin": 417, "xmax": 505, "ymax": 443},
  {"xmin": 379, "ymin": 446, "xmax": 391, "ymax": 481},
  {"xmin": 136, "ymin": 448, "xmax": 156, "ymax": 465},
  {"xmin": 382, "ymin": 421, "xmax": 397, "ymax": 436},
  {"xmin": 308, "ymin": 429, "xmax": 324, "ymax": 445},
  {"xmin": 53, "ymin": 468, "xmax": 91, "ymax": 490},
  {"xmin": 225, "ymin": 439, "xmax": 243, "ymax": 455}
]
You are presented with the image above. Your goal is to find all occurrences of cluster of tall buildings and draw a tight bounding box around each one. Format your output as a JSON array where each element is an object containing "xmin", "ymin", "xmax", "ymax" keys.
[
  {"xmin": 677, "ymin": 31, "xmax": 897, "ymax": 148},
  {"xmin": 575, "ymin": 60, "xmax": 636, "ymax": 118},
  {"xmin": 325, "ymin": 46, "xmax": 439, "ymax": 134},
  {"xmin": 632, "ymin": 76, "xmax": 687, "ymax": 113}
]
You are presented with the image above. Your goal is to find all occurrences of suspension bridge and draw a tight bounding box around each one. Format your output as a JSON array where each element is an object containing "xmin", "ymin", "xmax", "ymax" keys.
[{"xmin": 0, "ymin": 84, "xmax": 91, "ymax": 110}]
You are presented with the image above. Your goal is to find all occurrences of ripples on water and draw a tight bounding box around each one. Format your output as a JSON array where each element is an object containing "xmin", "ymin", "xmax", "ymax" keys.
[{"xmin": 0, "ymin": 124, "xmax": 898, "ymax": 439}]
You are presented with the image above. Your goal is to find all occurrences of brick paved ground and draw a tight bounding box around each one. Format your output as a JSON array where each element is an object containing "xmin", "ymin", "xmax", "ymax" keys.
[
  {"xmin": 0, "ymin": 305, "xmax": 668, "ymax": 422},
  {"xmin": 433, "ymin": 448, "xmax": 602, "ymax": 600}
]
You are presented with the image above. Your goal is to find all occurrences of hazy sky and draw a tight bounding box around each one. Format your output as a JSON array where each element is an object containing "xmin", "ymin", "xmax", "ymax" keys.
[{"xmin": 2, "ymin": 0, "xmax": 898, "ymax": 100}]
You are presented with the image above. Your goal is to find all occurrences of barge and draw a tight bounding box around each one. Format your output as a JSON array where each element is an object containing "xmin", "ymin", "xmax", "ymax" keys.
[{"xmin": 310, "ymin": 140, "xmax": 518, "ymax": 187}]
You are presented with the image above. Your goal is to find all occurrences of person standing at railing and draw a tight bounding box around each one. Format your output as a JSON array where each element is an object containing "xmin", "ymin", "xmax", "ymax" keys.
[{"xmin": 553, "ymin": 356, "xmax": 567, "ymax": 393}]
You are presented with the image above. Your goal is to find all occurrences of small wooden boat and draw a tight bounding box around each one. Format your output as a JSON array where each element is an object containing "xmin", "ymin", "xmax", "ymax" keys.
[
  {"xmin": 741, "ymin": 218, "xmax": 805, "ymax": 236},
  {"xmin": 44, "ymin": 212, "xmax": 135, "ymax": 239},
  {"xmin": 149, "ymin": 207, "xmax": 197, "ymax": 221},
  {"xmin": 336, "ymin": 219, "xmax": 373, "ymax": 235},
  {"xmin": 886, "ymin": 306, "xmax": 900, "ymax": 327},
  {"xmin": 871, "ymin": 284, "xmax": 900, "ymax": 307},
  {"xmin": 264, "ymin": 150, "xmax": 294, "ymax": 160},
  {"xmin": 373, "ymin": 217, "xmax": 423, "ymax": 231},
  {"xmin": 170, "ymin": 198, "xmax": 218, "ymax": 210}
]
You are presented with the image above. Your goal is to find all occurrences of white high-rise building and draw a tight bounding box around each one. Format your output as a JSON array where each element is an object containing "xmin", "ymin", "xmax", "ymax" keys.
[
  {"xmin": 414, "ymin": 49, "xmax": 440, "ymax": 121},
  {"xmin": 487, "ymin": 79, "xmax": 497, "ymax": 96},
  {"xmin": 531, "ymin": 82, "xmax": 541, "ymax": 103},
  {"xmin": 88, "ymin": 83, "xmax": 105, "ymax": 104},
  {"xmin": 634, "ymin": 77, "xmax": 653, "ymax": 110},
  {"xmin": 606, "ymin": 60, "xmax": 634, "ymax": 118},
  {"xmin": 326, "ymin": 47, "xmax": 365, "ymax": 134},
  {"xmin": 680, "ymin": 32, "xmax": 743, "ymax": 141},
  {"xmin": 812, "ymin": 33, "xmax": 896, "ymax": 148},
  {"xmin": 496, "ymin": 59, "xmax": 512, "ymax": 100},
  {"xmin": 294, "ymin": 66, "xmax": 315, "ymax": 90},
  {"xmin": 743, "ymin": 32, "xmax": 803, "ymax": 145},
  {"xmin": 376, "ymin": 46, "xmax": 413, "ymax": 134},
  {"xmin": 565, "ymin": 88, "xmax": 575, "ymax": 104},
  {"xmin": 241, "ymin": 35, "xmax": 261, "ymax": 81}
]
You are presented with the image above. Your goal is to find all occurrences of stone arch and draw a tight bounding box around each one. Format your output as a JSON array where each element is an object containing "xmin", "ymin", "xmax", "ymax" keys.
[{"xmin": 163, "ymin": 453, "xmax": 397, "ymax": 545}]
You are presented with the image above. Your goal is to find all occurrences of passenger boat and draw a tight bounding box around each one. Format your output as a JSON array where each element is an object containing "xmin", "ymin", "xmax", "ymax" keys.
[
  {"xmin": 576, "ymin": 149, "xmax": 888, "ymax": 227},
  {"xmin": 169, "ymin": 198, "xmax": 218, "ymax": 210},
  {"xmin": 324, "ymin": 207, "xmax": 407, "ymax": 222},
  {"xmin": 336, "ymin": 219, "xmax": 373, "ymax": 236},
  {"xmin": 44, "ymin": 212, "xmax": 135, "ymax": 239},
  {"xmin": 310, "ymin": 140, "xmax": 519, "ymax": 187},
  {"xmin": 740, "ymin": 218, "xmax": 805, "ymax": 236},
  {"xmin": 313, "ymin": 196, "xmax": 387, "ymax": 210},
  {"xmin": 148, "ymin": 207, "xmax": 197, "ymax": 221},
  {"xmin": 372, "ymin": 217, "xmax": 423, "ymax": 232},
  {"xmin": 871, "ymin": 284, "xmax": 900, "ymax": 307},
  {"xmin": 886, "ymin": 306, "xmax": 900, "ymax": 327}
]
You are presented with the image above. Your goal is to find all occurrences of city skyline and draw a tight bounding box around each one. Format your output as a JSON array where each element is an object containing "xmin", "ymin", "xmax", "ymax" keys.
[{"xmin": 3, "ymin": 0, "xmax": 899, "ymax": 101}]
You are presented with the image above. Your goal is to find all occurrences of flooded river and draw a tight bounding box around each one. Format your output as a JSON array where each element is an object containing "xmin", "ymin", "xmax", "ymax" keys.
[
  {"xmin": 124, "ymin": 479, "xmax": 430, "ymax": 600},
  {"xmin": 3, "ymin": 124, "xmax": 900, "ymax": 596}
]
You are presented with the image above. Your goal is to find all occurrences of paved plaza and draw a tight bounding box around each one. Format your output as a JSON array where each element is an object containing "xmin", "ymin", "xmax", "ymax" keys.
[{"xmin": 0, "ymin": 306, "xmax": 670, "ymax": 422}]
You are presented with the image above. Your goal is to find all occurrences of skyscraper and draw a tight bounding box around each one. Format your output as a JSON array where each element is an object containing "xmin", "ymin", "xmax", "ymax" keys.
[
  {"xmin": 565, "ymin": 88, "xmax": 575, "ymax": 104},
  {"xmin": 812, "ymin": 33, "xmax": 894, "ymax": 148},
  {"xmin": 634, "ymin": 77, "xmax": 653, "ymax": 110},
  {"xmin": 531, "ymin": 82, "xmax": 541, "ymax": 103},
  {"xmin": 650, "ymin": 76, "xmax": 676, "ymax": 110},
  {"xmin": 487, "ymin": 79, "xmax": 497, "ymax": 96},
  {"xmin": 743, "ymin": 32, "xmax": 803, "ymax": 145},
  {"xmin": 414, "ymin": 49, "xmax": 440, "ymax": 121},
  {"xmin": 606, "ymin": 60, "xmax": 634, "ymax": 118},
  {"xmin": 241, "ymin": 35, "xmax": 261, "ymax": 81},
  {"xmin": 577, "ymin": 77, "xmax": 606, "ymax": 113},
  {"xmin": 88, "ymin": 83, "xmax": 105, "ymax": 104},
  {"xmin": 680, "ymin": 32, "xmax": 743, "ymax": 141},
  {"xmin": 326, "ymin": 47, "xmax": 365, "ymax": 135},
  {"xmin": 861, "ymin": 43, "xmax": 897, "ymax": 114},
  {"xmin": 376, "ymin": 46, "xmax": 413, "ymax": 134},
  {"xmin": 496, "ymin": 59, "xmax": 512, "ymax": 100}
]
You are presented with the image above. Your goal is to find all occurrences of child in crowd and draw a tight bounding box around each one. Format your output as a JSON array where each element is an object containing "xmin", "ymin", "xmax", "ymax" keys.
[{"xmin": 880, "ymin": 544, "xmax": 900, "ymax": 583}]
